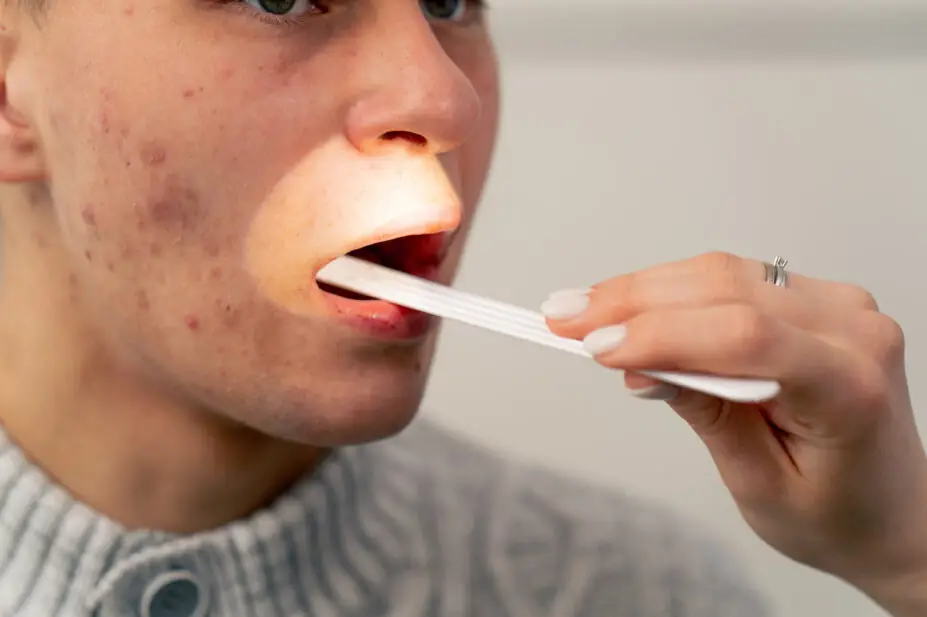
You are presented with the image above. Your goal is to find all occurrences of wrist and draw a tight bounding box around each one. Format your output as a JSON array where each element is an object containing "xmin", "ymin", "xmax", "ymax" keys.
[
  {"xmin": 854, "ymin": 564, "xmax": 927, "ymax": 617},
  {"xmin": 843, "ymin": 476, "xmax": 927, "ymax": 617}
]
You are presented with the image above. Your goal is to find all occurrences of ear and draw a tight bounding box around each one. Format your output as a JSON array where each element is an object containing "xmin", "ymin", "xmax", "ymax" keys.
[{"xmin": 0, "ymin": 22, "xmax": 45, "ymax": 184}]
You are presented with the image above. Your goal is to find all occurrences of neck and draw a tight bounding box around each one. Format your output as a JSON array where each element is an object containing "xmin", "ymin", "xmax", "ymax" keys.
[{"xmin": 0, "ymin": 187, "xmax": 324, "ymax": 534}]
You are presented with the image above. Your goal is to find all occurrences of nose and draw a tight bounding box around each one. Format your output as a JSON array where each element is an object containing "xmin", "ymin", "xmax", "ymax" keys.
[{"xmin": 344, "ymin": 14, "xmax": 483, "ymax": 156}]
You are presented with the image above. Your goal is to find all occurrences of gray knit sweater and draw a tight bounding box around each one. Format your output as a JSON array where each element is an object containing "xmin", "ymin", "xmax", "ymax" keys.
[{"xmin": 0, "ymin": 419, "xmax": 768, "ymax": 617}]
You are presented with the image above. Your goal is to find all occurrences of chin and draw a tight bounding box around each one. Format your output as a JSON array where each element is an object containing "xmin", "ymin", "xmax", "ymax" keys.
[
  {"xmin": 201, "ymin": 350, "xmax": 434, "ymax": 448},
  {"xmin": 252, "ymin": 388, "xmax": 426, "ymax": 448}
]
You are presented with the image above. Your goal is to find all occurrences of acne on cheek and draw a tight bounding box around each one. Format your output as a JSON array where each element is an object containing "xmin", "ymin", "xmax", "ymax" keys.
[
  {"xmin": 176, "ymin": 298, "xmax": 242, "ymax": 334},
  {"xmin": 80, "ymin": 204, "xmax": 96, "ymax": 225},
  {"xmin": 98, "ymin": 111, "xmax": 111, "ymax": 136},
  {"xmin": 140, "ymin": 143, "xmax": 167, "ymax": 167},
  {"xmin": 143, "ymin": 173, "xmax": 203, "ymax": 230}
]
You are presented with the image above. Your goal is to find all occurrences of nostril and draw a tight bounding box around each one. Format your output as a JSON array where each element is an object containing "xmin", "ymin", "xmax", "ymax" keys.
[{"xmin": 382, "ymin": 131, "xmax": 427, "ymax": 148}]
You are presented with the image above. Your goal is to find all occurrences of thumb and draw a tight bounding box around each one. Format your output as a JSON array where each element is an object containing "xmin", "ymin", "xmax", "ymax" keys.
[{"xmin": 626, "ymin": 372, "xmax": 785, "ymax": 495}]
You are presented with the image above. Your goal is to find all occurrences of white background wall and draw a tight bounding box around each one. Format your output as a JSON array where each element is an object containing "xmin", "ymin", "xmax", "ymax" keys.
[{"xmin": 421, "ymin": 4, "xmax": 927, "ymax": 616}]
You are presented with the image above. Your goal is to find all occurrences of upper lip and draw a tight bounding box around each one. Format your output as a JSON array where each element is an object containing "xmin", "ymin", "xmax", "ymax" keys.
[{"xmin": 311, "ymin": 204, "xmax": 461, "ymax": 279}]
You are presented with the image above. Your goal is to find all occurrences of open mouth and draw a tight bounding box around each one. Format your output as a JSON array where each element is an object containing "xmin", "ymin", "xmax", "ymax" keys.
[{"xmin": 317, "ymin": 232, "xmax": 447, "ymax": 301}]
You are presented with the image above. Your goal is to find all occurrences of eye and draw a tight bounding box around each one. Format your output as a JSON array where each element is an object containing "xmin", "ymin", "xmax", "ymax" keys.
[
  {"xmin": 243, "ymin": 0, "xmax": 320, "ymax": 17},
  {"xmin": 420, "ymin": 0, "xmax": 471, "ymax": 22}
]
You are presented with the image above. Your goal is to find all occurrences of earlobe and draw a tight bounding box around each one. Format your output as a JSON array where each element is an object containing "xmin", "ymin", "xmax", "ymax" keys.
[
  {"xmin": 0, "ymin": 79, "xmax": 44, "ymax": 183},
  {"xmin": 0, "ymin": 27, "xmax": 45, "ymax": 184}
]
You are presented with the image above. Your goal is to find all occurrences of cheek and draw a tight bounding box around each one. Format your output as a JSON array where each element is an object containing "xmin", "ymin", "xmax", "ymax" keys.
[
  {"xmin": 46, "ymin": 110, "xmax": 241, "ymax": 340},
  {"xmin": 45, "ymin": 80, "xmax": 242, "ymax": 261}
]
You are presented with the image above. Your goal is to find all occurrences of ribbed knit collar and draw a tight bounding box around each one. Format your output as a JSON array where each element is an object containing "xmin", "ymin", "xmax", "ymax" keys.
[{"xmin": 0, "ymin": 426, "xmax": 431, "ymax": 617}]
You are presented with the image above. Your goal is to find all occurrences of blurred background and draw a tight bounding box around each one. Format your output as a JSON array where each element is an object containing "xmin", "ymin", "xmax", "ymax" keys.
[{"xmin": 420, "ymin": 2, "xmax": 927, "ymax": 616}]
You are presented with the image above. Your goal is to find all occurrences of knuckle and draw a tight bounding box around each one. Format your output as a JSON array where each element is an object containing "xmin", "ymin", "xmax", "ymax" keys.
[
  {"xmin": 856, "ymin": 311, "xmax": 906, "ymax": 362},
  {"xmin": 696, "ymin": 251, "xmax": 742, "ymax": 274},
  {"xmin": 839, "ymin": 284, "xmax": 880, "ymax": 311},
  {"xmin": 726, "ymin": 305, "xmax": 775, "ymax": 359}
]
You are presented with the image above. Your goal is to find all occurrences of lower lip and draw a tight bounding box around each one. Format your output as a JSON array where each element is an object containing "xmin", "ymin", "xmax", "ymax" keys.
[{"xmin": 318, "ymin": 265, "xmax": 440, "ymax": 340}]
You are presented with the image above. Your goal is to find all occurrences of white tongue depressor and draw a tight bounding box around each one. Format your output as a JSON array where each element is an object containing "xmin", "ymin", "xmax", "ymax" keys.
[{"xmin": 317, "ymin": 256, "xmax": 782, "ymax": 403}]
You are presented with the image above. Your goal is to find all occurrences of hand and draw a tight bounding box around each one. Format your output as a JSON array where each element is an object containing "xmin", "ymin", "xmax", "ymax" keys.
[{"xmin": 542, "ymin": 252, "xmax": 927, "ymax": 616}]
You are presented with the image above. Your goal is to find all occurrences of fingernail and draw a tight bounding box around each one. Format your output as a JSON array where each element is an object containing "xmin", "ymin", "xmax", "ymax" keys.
[
  {"xmin": 628, "ymin": 383, "xmax": 680, "ymax": 401},
  {"xmin": 583, "ymin": 324, "xmax": 628, "ymax": 355},
  {"xmin": 548, "ymin": 287, "xmax": 594, "ymax": 299},
  {"xmin": 541, "ymin": 289, "xmax": 590, "ymax": 320}
]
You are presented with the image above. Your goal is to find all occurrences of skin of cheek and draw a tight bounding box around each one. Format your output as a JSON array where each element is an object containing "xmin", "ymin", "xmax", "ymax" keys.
[{"xmin": 29, "ymin": 5, "xmax": 499, "ymax": 445}]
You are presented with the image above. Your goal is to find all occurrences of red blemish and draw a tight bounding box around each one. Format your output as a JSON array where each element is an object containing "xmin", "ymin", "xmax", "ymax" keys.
[
  {"xmin": 185, "ymin": 315, "xmax": 200, "ymax": 331},
  {"xmin": 136, "ymin": 290, "xmax": 150, "ymax": 311},
  {"xmin": 150, "ymin": 243, "xmax": 162, "ymax": 257},
  {"xmin": 209, "ymin": 266, "xmax": 223, "ymax": 281},
  {"xmin": 99, "ymin": 111, "xmax": 110, "ymax": 135},
  {"xmin": 81, "ymin": 205, "xmax": 96, "ymax": 227},
  {"xmin": 106, "ymin": 261, "xmax": 115, "ymax": 272},
  {"xmin": 124, "ymin": 6, "xmax": 135, "ymax": 16},
  {"xmin": 150, "ymin": 199, "xmax": 177, "ymax": 223},
  {"xmin": 140, "ymin": 142, "xmax": 167, "ymax": 167},
  {"xmin": 182, "ymin": 89, "xmax": 196, "ymax": 99},
  {"xmin": 120, "ymin": 246, "xmax": 134, "ymax": 259},
  {"xmin": 148, "ymin": 176, "xmax": 200, "ymax": 227}
]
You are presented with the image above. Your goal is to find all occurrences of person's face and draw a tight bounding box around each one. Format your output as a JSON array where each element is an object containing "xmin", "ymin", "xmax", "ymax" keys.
[{"xmin": 9, "ymin": 0, "xmax": 499, "ymax": 444}]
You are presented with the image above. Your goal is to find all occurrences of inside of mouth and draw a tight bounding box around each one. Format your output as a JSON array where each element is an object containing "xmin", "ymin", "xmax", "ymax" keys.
[
  {"xmin": 317, "ymin": 233, "xmax": 442, "ymax": 301},
  {"xmin": 315, "ymin": 244, "xmax": 383, "ymax": 301}
]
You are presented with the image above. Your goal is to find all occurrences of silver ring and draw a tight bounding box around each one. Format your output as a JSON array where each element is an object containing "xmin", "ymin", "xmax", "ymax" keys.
[{"xmin": 764, "ymin": 256, "xmax": 789, "ymax": 288}]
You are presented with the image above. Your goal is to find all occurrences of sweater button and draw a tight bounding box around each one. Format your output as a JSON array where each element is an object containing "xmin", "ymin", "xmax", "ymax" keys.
[{"xmin": 140, "ymin": 570, "xmax": 210, "ymax": 617}]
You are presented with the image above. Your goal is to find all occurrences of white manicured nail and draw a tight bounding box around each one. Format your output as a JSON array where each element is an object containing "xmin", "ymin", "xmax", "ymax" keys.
[
  {"xmin": 548, "ymin": 287, "xmax": 593, "ymax": 299},
  {"xmin": 541, "ymin": 290, "xmax": 590, "ymax": 320},
  {"xmin": 582, "ymin": 324, "xmax": 628, "ymax": 355},
  {"xmin": 628, "ymin": 383, "xmax": 680, "ymax": 401}
]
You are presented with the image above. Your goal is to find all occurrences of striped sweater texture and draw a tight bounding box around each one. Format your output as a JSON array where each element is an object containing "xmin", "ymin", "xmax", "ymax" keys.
[{"xmin": 0, "ymin": 419, "xmax": 768, "ymax": 617}]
